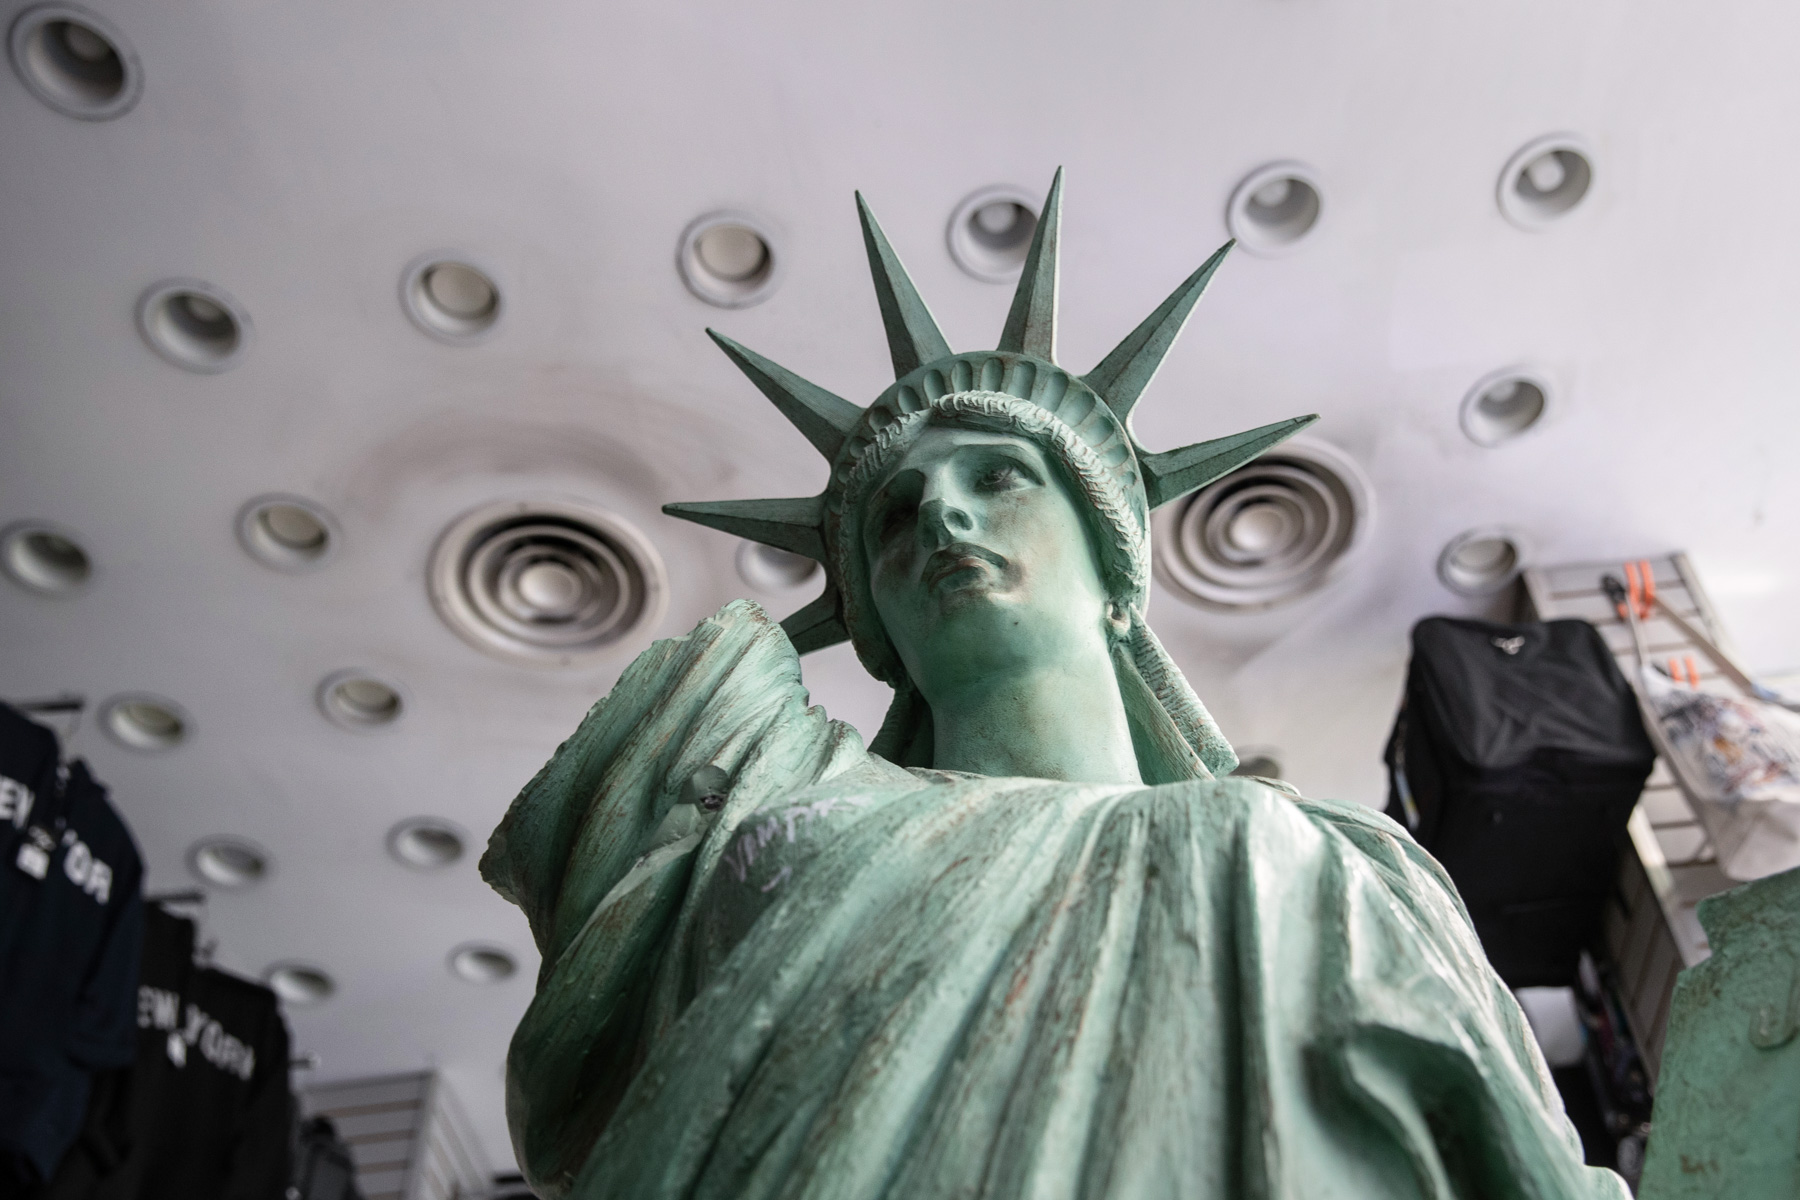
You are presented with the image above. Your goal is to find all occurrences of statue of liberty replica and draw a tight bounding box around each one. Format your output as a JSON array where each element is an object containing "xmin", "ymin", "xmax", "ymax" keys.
[{"xmin": 481, "ymin": 172, "xmax": 1625, "ymax": 1199}]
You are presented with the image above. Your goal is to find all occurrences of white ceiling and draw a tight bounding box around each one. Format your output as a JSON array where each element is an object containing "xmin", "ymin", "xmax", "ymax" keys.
[{"xmin": 5, "ymin": 0, "xmax": 1799, "ymax": 1173}]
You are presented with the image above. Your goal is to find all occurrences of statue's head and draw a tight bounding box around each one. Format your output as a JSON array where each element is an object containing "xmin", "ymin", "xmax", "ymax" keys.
[{"xmin": 666, "ymin": 170, "xmax": 1316, "ymax": 780}]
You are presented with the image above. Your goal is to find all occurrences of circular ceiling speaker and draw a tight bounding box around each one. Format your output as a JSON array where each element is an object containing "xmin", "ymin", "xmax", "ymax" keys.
[
  {"xmin": 401, "ymin": 255, "xmax": 502, "ymax": 343},
  {"xmin": 387, "ymin": 817, "xmax": 465, "ymax": 870},
  {"xmin": 946, "ymin": 186, "xmax": 1040, "ymax": 283},
  {"xmin": 1, "ymin": 521, "xmax": 92, "ymax": 595},
  {"xmin": 136, "ymin": 280, "xmax": 252, "ymax": 373},
  {"xmin": 100, "ymin": 693, "xmax": 189, "ymax": 752},
  {"xmin": 8, "ymin": 4, "xmax": 141, "ymax": 120},
  {"xmin": 1153, "ymin": 437, "xmax": 1372, "ymax": 610},
  {"xmin": 188, "ymin": 836, "xmax": 271, "ymax": 889},
  {"xmin": 447, "ymin": 943, "xmax": 517, "ymax": 984},
  {"xmin": 677, "ymin": 212, "xmax": 780, "ymax": 308},
  {"xmin": 429, "ymin": 498, "xmax": 668, "ymax": 667},
  {"xmin": 735, "ymin": 541, "xmax": 820, "ymax": 592},
  {"xmin": 316, "ymin": 670, "xmax": 405, "ymax": 731},
  {"xmin": 237, "ymin": 495, "xmax": 336, "ymax": 571},
  {"xmin": 1498, "ymin": 136, "xmax": 1593, "ymax": 230},
  {"xmin": 1438, "ymin": 528, "xmax": 1524, "ymax": 595},
  {"xmin": 1226, "ymin": 162, "xmax": 1323, "ymax": 256},
  {"xmin": 265, "ymin": 963, "xmax": 335, "ymax": 1007},
  {"xmin": 1460, "ymin": 369, "xmax": 1549, "ymax": 447}
]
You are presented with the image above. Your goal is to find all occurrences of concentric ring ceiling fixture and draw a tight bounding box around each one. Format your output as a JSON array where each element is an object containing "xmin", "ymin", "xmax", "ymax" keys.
[
  {"xmin": 237, "ymin": 495, "xmax": 337, "ymax": 571},
  {"xmin": 1, "ymin": 520, "xmax": 92, "ymax": 595},
  {"xmin": 1498, "ymin": 135, "xmax": 1593, "ymax": 230},
  {"xmin": 401, "ymin": 254, "xmax": 503, "ymax": 343},
  {"xmin": 946, "ymin": 186, "xmax": 1040, "ymax": 282},
  {"xmin": 7, "ymin": 4, "xmax": 141, "ymax": 120},
  {"xmin": 1153, "ymin": 437, "xmax": 1372, "ymax": 610},
  {"xmin": 1437, "ymin": 528, "xmax": 1525, "ymax": 596},
  {"xmin": 678, "ymin": 212, "xmax": 781, "ymax": 308},
  {"xmin": 99, "ymin": 693, "xmax": 190, "ymax": 752},
  {"xmin": 136, "ymin": 280, "xmax": 252, "ymax": 373},
  {"xmin": 1460, "ymin": 368, "xmax": 1550, "ymax": 447},
  {"xmin": 429, "ymin": 498, "xmax": 667, "ymax": 666},
  {"xmin": 1226, "ymin": 162, "xmax": 1324, "ymax": 256}
]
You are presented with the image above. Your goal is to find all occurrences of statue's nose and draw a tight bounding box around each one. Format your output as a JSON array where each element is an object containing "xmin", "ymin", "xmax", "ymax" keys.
[{"xmin": 916, "ymin": 496, "xmax": 973, "ymax": 550}]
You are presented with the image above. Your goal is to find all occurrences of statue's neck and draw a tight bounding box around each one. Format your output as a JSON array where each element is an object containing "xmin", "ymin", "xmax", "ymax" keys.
[{"xmin": 926, "ymin": 647, "xmax": 1142, "ymax": 785}]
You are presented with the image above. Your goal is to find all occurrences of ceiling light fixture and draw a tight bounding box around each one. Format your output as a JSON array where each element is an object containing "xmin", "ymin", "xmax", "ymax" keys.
[
  {"xmin": 678, "ymin": 212, "xmax": 780, "ymax": 308},
  {"xmin": 735, "ymin": 541, "xmax": 820, "ymax": 592},
  {"xmin": 136, "ymin": 280, "xmax": 252, "ymax": 373},
  {"xmin": 401, "ymin": 255, "xmax": 502, "ymax": 343},
  {"xmin": 317, "ymin": 671, "xmax": 405, "ymax": 731},
  {"xmin": 1437, "ymin": 529, "xmax": 1525, "ymax": 595},
  {"xmin": 387, "ymin": 818, "xmax": 466, "ymax": 870},
  {"xmin": 100, "ymin": 693, "xmax": 189, "ymax": 752},
  {"xmin": 1153, "ymin": 437, "xmax": 1371, "ymax": 610},
  {"xmin": 1498, "ymin": 136, "xmax": 1594, "ymax": 229},
  {"xmin": 1460, "ymin": 369, "xmax": 1550, "ymax": 447},
  {"xmin": 946, "ymin": 186, "xmax": 1040, "ymax": 282},
  {"xmin": 265, "ymin": 963, "xmax": 335, "ymax": 1007},
  {"xmin": 447, "ymin": 944, "xmax": 517, "ymax": 984},
  {"xmin": 188, "ymin": 836, "xmax": 272, "ymax": 889},
  {"xmin": 7, "ymin": 4, "xmax": 141, "ymax": 120},
  {"xmin": 429, "ymin": 498, "xmax": 668, "ymax": 667},
  {"xmin": 237, "ymin": 495, "xmax": 337, "ymax": 571},
  {"xmin": 1226, "ymin": 162, "xmax": 1323, "ymax": 256},
  {"xmin": 1, "ymin": 521, "xmax": 92, "ymax": 595}
]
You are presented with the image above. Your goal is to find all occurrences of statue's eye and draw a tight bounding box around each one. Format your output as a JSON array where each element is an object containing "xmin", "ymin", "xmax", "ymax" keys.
[
  {"xmin": 875, "ymin": 499, "xmax": 914, "ymax": 543},
  {"xmin": 975, "ymin": 464, "xmax": 1024, "ymax": 491}
]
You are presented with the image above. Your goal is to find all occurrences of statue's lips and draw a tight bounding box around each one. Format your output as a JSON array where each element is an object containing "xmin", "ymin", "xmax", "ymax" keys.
[{"xmin": 923, "ymin": 543, "xmax": 1005, "ymax": 591}]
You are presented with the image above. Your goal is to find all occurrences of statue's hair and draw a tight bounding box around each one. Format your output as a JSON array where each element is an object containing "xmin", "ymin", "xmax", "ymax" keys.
[{"xmin": 833, "ymin": 391, "xmax": 1150, "ymax": 688}]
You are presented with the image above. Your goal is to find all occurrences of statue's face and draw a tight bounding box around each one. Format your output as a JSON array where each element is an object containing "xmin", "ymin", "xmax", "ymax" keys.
[{"xmin": 861, "ymin": 422, "xmax": 1114, "ymax": 697}]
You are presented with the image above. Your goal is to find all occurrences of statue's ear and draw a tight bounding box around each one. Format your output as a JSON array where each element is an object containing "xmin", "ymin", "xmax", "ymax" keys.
[
  {"xmin": 869, "ymin": 678, "xmax": 935, "ymax": 768},
  {"xmin": 1111, "ymin": 641, "xmax": 1211, "ymax": 785}
]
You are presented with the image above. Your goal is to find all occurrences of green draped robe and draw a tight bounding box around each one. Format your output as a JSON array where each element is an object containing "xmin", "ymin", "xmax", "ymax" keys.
[{"xmin": 482, "ymin": 601, "xmax": 1625, "ymax": 1200}]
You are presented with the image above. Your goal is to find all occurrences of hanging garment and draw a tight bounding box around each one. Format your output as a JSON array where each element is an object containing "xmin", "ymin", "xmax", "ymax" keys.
[
  {"xmin": 291, "ymin": 1117, "xmax": 362, "ymax": 1200},
  {"xmin": 44, "ymin": 904, "xmax": 295, "ymax": 1200},
  {"xmin": 1383, "ymin": 618, "xmax": 1657, "ymax": 987},
  {"xmin": 0, "ymin": 704, "xmax": 144, "ymax": 1188}
]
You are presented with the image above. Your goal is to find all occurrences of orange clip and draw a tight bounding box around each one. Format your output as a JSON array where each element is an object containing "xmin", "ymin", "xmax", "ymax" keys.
[
  {"xmin": 1684, "ymin": 656, "xmax": 1701, "ymax": 689},
  {"xmin": 1667, "ymin": 657, "xmax": 1683, "ymax": 686},
  {"xmin": 1638, "ymin": 560, "xmax": 1657, "ymax": 619}
]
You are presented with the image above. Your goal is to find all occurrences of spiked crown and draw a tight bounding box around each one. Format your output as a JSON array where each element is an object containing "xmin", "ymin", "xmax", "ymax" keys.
[{"xmin": 668, "ymin": 169, "xmax": 1315, "ymax": 659}]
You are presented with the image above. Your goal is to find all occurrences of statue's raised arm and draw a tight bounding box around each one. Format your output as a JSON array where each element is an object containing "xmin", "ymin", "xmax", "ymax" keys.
[{"xmin": 484, "ymin": 171, "xmax": 1627, "ymax": 1200}]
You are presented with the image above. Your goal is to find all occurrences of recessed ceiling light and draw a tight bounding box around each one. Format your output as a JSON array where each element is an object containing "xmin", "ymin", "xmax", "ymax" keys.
[
  {"xmin": 7, "ymin": 4, "xmax": 142, "ymax": 120},
  {"xmin": 1153, "ymin": 438, "xmax": 1372, "ymax": 610},
  {"xmin": 387, "ymin": 818, "xmax": 466, "ymax": 870},
  {"xmin": 1229, "ymin": 748, "xmax": 1284, "ymax": 779},
  {"xmin": 735, "ymin": 541, "xmax": 820, "ymax": 592},
  {"xmin": 401, "ymin": 255, "xmax": 502, "ymax": 343},
  {"xmin": 1461, "ymin": 369, "xmax": 1549, "ymax": 446},
  {"xmin": 429, "ymin": 498, "xmax": 668, "ymax": 667},
  {"xmin": 188, "ymin": 836, "xmax": 272, "ymax": 889},
  {"xmin": 678, "ymin": 212, "xmax": 780, "ymax": 308},
  {"xmin": 1, "ymin": 521, "xmax": 91, "ymax": 595},
  {"xmin": 1498, "ymin": 136, "xmax": 1593, "ymax": 229},
  {"xmin": 317, "ymin": 671, "xmax": 405, "ymax": 731},
  {"xmin": 237, "ymin": 495, "xmax": 336, "ymax": 571},
  {"xmin": 447, "ymin": 944, "xmax": 517, "ymax": 984},
  {"xmin": 265, "ymin": 963, "xmax": 335, "ymax": 1007},
  {"xmin": 136, "ymin": 280, "xmax": 252, "ymax": 373},
  {"xmin": 1226, "ymin": 163, "xmax": 1323, "ymax": 256},
  {"xmin": 1437, "ymin": 529, "xmax": 1524, "ymax": 595},
  {"xmin": 946, "ymin": 186, "xmax": 1040, "ymax": 282},
  {"xmin": 100, "ymin": 693, "xmax": 188, "ymax": 752}
]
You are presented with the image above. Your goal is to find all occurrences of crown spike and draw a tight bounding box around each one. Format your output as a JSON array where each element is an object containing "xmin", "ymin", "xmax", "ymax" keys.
[
  {"xmin": 856, "ymin": 192, "xmax": 953, "ymax": 379},
  {"xmin": 707, "ymin": 330, "xmax": 862, "ymax": 460},
  {"xmin": 781, "ymin": 585, "xmax": 850, "ymax": 655},
  {"xmin": 996, "ymin": 167, "xmax": 1063, "ymax": 361},
  {"xmin": 1140, "ymin": 414, "xmax": 1317, "ymax": 510},
  {"xmin": 661, "ymin": 495, "xmax": 826, "ymax": 561},
  {"xmin": 1084, "ymin": 241, "xmax": 1234, "ymax": 424}
]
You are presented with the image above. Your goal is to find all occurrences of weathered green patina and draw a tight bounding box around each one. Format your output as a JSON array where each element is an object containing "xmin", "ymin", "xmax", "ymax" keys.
[
  {"xmin": 482, "ymin": 172, "xmax": 1624, "ymax": 1198},
  {"xmin": 1639, "ymin": 866, "xmax": 1800, "ymax": 1198}
]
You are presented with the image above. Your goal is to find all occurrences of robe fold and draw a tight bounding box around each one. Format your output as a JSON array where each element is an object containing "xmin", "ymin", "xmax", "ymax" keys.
[{"xmin": 482, "ymin": 601, "xmax": 1625, "ymax": 1200}]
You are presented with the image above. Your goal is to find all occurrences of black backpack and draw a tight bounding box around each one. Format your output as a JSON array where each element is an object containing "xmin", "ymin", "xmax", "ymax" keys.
[{"xmin": 1384, "ymin": 617, "xmax": 1656, "ymax": 987}]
